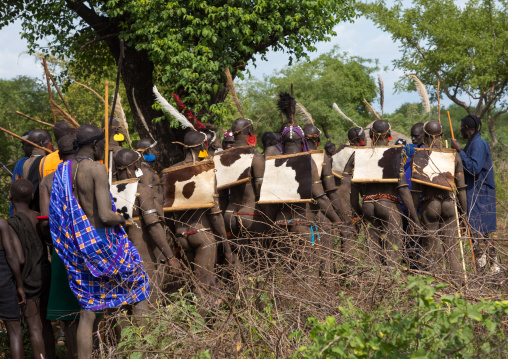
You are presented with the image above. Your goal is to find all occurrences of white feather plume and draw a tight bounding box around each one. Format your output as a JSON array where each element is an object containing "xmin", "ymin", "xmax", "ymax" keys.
[
  {"xmin": 406, "ymin": 74, "xmax": 430, "ymax": 114},
  {"xmin": 153, "ymin": 86, "xmax": 195, "ymax": 130},
  {"xmin": 132, "ymin": 88, "xmax": 155, "ymax": 141},
  {"xmin": 333, "ymin": 103, "xmax": 361, "ymax": 128},
  {"xmin": 295, "ymin": 101, "xmax": 314, "ymax": 125},
  {"xmin": 112, "ymin": 94, "xmax": 132, "ymax": 147}
]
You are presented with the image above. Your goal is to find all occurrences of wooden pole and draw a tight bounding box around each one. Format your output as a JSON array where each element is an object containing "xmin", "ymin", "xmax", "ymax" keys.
[
  {"xmin": 437, "ymin": 81, "xmax": 441, "ymax": 123},
  {"xmin": 454, "ymin": 194, "xmax": 468, "ymax": 281},
  {"xmin": 15, "ymin": 112, "xmax": 54, "ymax": 127},
  {"xmin": 42, "ymin": 59, "xmax": 74, "ymax": 117},
  {"xmin": 42, "ymin": 58, "xmax": 57, "ymax": 125},
  {"xmin": 447, "ymin": 111, "xmax": 455, "ymax": 140},
  {"xmin": 0, "ymin": 127, "xmax": 52, "ymax": 153},
  {"xmin": 104, "ymin": 81, "xmax": 109, "ymax": 172}
]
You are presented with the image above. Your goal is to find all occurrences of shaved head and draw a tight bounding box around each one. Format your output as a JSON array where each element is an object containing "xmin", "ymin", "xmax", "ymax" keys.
[
  {"xmin": 115, "ymin": 148, "xmax": 140, "ymax": 168},
  {"xmin": 231, "ymin": 118, "xmax": 253, "ymax": 135},
  {"xmin": 27, "ymin": 129, "xmax": 52, "ymax": 147},
  {"xmin": 184, "ymin": 131, "xmax": 207, "ymax": 147},
  {"xmin": 411, "ymin": 122, "xmax": 425, "ymax": 146},
  {"xmin": 54, "ymin": 121, "xmax": 76, "ymax": 142},
  {"xmin": 424, "ymin": 120, "xmax": 443, "ymax": 136},
  {"xmin": 135, "ymin": 138, "xmax": 155, "ymax": 150}
]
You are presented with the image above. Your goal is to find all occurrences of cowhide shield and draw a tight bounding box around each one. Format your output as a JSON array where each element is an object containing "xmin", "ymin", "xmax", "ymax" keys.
[
  {"xmin": 352, "ymin": 146, "xmax": 403, "ymax": 183},
  {"xmin": 162, "ymin": 159, "xmax": 216, "ymax": 212},
  {"xmin": 331, "ymin": 146, "xmax": 356, "ymax": 178},
  {"xmin": 411, "ymin": 148, "xmax": 456, "ymax": 190},
  {"xmin": 111, "ymin": 178, "xmax": 139, "ymax": 223},
  {"xmin": 258, "ymin": 152, "xmax": 312, "ymax": 204},
  {"xmin": 310, "ymin": 150, "xmax": 325, "ymax": 178},
  {"xmin": 213, "ymin": 145, "xmax": 255, "ymax": 190}
]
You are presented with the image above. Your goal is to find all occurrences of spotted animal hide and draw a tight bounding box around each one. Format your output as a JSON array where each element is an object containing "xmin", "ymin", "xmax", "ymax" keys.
[
  {"xmin": 331, "ymin": 146, "xmax": 356, "ymax": 178},
  {"xmin": 213, "ymin": 146, "xmax": 255, "ymax": 190},
  {"xmin": 352, "ymin": 146, "xmax": 403, "ymax": 183},
  {"xmin": 412, "ymin": 148, "xmax": 456, "ymax": 190},
  {"xmin": 310, "ymin": 150, "xmax": 325, "ymax": 178},
  {"xmin": 258, "ymin": 152, "xmax": 312, "ymax": 203},
  {"xmin": 162, "ymin": 159, "xmax": 216, "ymax": 211},
  {"xmin": 111, "ymin": 178, "xmax": 139, "ymax": 222}
]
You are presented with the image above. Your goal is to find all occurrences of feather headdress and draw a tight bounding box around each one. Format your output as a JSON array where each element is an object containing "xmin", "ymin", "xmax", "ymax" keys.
[
  {"xmin": 111, "ymin": 94, "xmax": 132, "ymax": 148},
  {"xmin": 378, "ymin": 74, "xmax": 384, "ymax": 119},
  {"xmin": 277, "ymin": 92, "xmax": 296, "ymax": 125},
  {"xmin": 153, "ymin": 86, "xmax": 195, "ymax": 130},
  {"xmin": 332, "ymin": 103, "xmax": 364, "ymax": 135},
  {"xmin": 406, "ymin": 74, "xmax": 430, "ymax": 115},
  {"xmin": 132, "ymin": 88, "xmax": 156, "ymax": 142},
  {"xmin": 225, "ymin": 67, "xmax": 244, "ymax": 118},
  {"xmin": 295, "ymin": 101, "xmax": 314, "ymax": 126},
  {"xmin": 362, "ymin": 99, "xmax": 381, "ymax": 120}
]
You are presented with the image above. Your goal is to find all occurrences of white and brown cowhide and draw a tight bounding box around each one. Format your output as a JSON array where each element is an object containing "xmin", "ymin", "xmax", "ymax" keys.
[
  {"xmin": 213, "ymin": 145, "xmax": 255, "ymax": 190},
  {"xmin": 310, "ymin": 150, "xmax": 325, "ymax": 178},
  {"xmin": 411, "ymin": 148, "xmax": 456, "ymax": 190},
  {"xmin": 331, "ymin": 146, "xmax": 356, "ymax": 178},
  {"xmin": 258, "ymin": 152, "xmax": 312, "ymax": 204},
  {"xmin": 352, "ymin": 146, "xmax": 403, "ymax": 183},
  {"xmin": 162, "ymin": 159, "xmax": 216, "ymax": 212},
  {"xmin": 111, "ymin": 178, "xmax": 139, "ymax": 223}
]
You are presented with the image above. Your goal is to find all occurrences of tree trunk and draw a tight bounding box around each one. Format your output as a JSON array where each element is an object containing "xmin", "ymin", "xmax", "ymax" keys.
[
  {"xmin": 487, "ymin": 109, "xmax": 498, "ymax": 148},
  {"xmin": 119, "ymin": 45, "xmax": 186, "ymax": 169}
]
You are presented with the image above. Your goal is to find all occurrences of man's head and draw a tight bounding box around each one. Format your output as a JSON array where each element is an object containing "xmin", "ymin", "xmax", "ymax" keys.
[
  {"xmin": 410, "ymin": 122, "xmax": 425, "ymax": 146},
  {"xmin": 10, "ymin": 179, "xmax": 33, "ymax": 205},
  {"xmin": 58, "ymin": 134, "xmax": 79, "ymax": 161},
  {"xmin": 280, "ymin": 125, "xmax": 309, "ymax": 154},
  {"xmin": 222, "ymin": 130, "xmax": 235, "ymax": 150},
  {"xmin": 370, "ymin": 120, "xmax": 391, "ymax": 145},
  {"xmin": 347, "ymin": 127, "xmax": 365, "ymax": 146},
  {"xmin": 53, "ymin": 121, "xmax": 76, "ymax": 143},
  {"xmin": 115, "ymin": 149, "xmax": 141, "ymax": 180},
  {"xmin": 135, "ymin": 138, "xmax": 158, "ymax": 162},
  {"xmin": 261, "ymin": 132, "xmax": 280, "ymax": 150},
  {"xmin": 303, "ymin": 125, "xmax": 321, "ymax": 149},
  {"xmin": 423, "ymin": 121, "xmax": 443, "ymax": 147},
  {"xmin": 460, "ymin": 115, "xmax": 481, "ymax": 140},
  {"xmin": 231, "ymin": 118, "xmax": 254, "ymax": 137},
  {"xmin": 181, "ymin": 131, "xmax": 208, "ymax": 160},
  {"xmin": 324, "ymin": 142, "xmax": 336, "ymax": 156},
  {"xmin": 203, "ymin": 129, "xmax": 221, "ymax": 153},
  {"xmin": 76, "ymin": 124, "xmax": 105, "ymax": 160},
  {"xmin": 27, "ymin": 129, "xmax": 53, "ymax": 152}
]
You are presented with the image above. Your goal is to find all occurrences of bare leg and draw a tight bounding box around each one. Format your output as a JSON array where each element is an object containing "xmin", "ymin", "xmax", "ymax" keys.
[
  {"xmin": 23, "ymin": 298, "xmax": 45, "ymax": 359},
  {"xmin": 188, "ymin": 232, "xmax": 217, "ymax": 297},
  {"xmin": 77, "ymin": 309, "xmax": 96, "ymax": 359},
  {"xmin": 40, "ymin": 283, "xmax": 56, "ymax": 359},
  {"xmin": 64, "ymin": 319, "xmax": 79, "ymax": 359},
  {"xmin": 421, "ymin": 200, "xmax": 443, "ymax": 271},
  {"xmin": 376, "ymin": 202, "xmax": 404, "ymax": 265},
  {"xmin": 4, "ymin": 320, "xmax": 23, "ymax": 359},
  {"xmin": 362, "ymin": 203, "xmax": 382, "ymax": 265},
  {"xmin": 315, "ymin": 211, "xmax": 333, "ymax": 275}
]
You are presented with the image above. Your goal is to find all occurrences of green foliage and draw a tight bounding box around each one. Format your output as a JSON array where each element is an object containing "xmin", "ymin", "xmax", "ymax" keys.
[
  {"xmin": 290, "ymin": 276, "xmax": 508, "ymax": 358},
  {"xmin": 239, "ymin": 47, "xmax": 379, "ymax": 144},
  {"xmin": 1, "ymin": 0, "xmax": 357, "ymax": 123},
  {"xmin": 358, "ymin": 0, "xmax": 508, "ymax": 123}
]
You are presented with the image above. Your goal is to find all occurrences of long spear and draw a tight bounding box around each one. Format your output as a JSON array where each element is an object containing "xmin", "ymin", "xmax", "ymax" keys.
[
  {"xmin": 15, "ymin": 111, "xmax": 55, "ymax": 128},
  {"xmin": 0, "ymin": 127, "xmax": 52, "ymax": 153},
  {"xmin": 104, "ymin": 81, "xmax": 109, "ymax": 172},
  {"xmin": 448, "ymin": 110, "xmax": 476, "ymax": 275},
  {"xmin": 0, "ymin": 161, "xmax": 13, "ymax": 176}
]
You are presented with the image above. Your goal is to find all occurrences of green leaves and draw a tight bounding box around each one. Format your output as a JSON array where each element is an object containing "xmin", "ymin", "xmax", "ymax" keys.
[{"xmin": 290, "ymin": 275, "xmax": 508, "ymax": 358}]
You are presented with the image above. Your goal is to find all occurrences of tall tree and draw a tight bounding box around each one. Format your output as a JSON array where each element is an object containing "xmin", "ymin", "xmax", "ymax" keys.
[
  {"xmin": 2, "ymin": 0, "xmax": 356, "ymax": 165},
  {"xmin": 359, "ymin": 0, "xmax": 508, "ymax": 146},
  {"xmin": 239, "ymin": 47, "xmax": 378, "ymax": 143}
]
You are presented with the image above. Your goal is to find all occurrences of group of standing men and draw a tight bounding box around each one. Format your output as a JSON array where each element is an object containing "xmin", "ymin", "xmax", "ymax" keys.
[{"xmin": 0, "ymin": 89, "xmax": 498, "ymax": 359}]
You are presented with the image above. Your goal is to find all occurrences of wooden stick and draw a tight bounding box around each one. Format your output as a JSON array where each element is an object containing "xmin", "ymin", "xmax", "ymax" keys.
[
  {"xmin": 104, "ymin": 81, "xmax": 109, "ymax": 172},
  {"xmin": 437, "ymin": 81, "xmax": 441, "ymax": 123},
  {"xmin": 453, "ymin": 194, "xmax": 468, "ymax": 282},
  {"xmin": 447, "ymin": 111, "xmax": 455, "ymax": 140},
  {"xmin": 0, "ymin": 127, "xmax": 52, "ymax": 153},
  {"xmin": 15, "ymin": 111, "xmax": 54, "ymax": 127},
  {"xmin": 42, "ymin": 58, "xmax": 57, "ymax": 125},
  {"xmin": 42, "ymin": 59, "xmax": 74, "ymax": 117}
]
